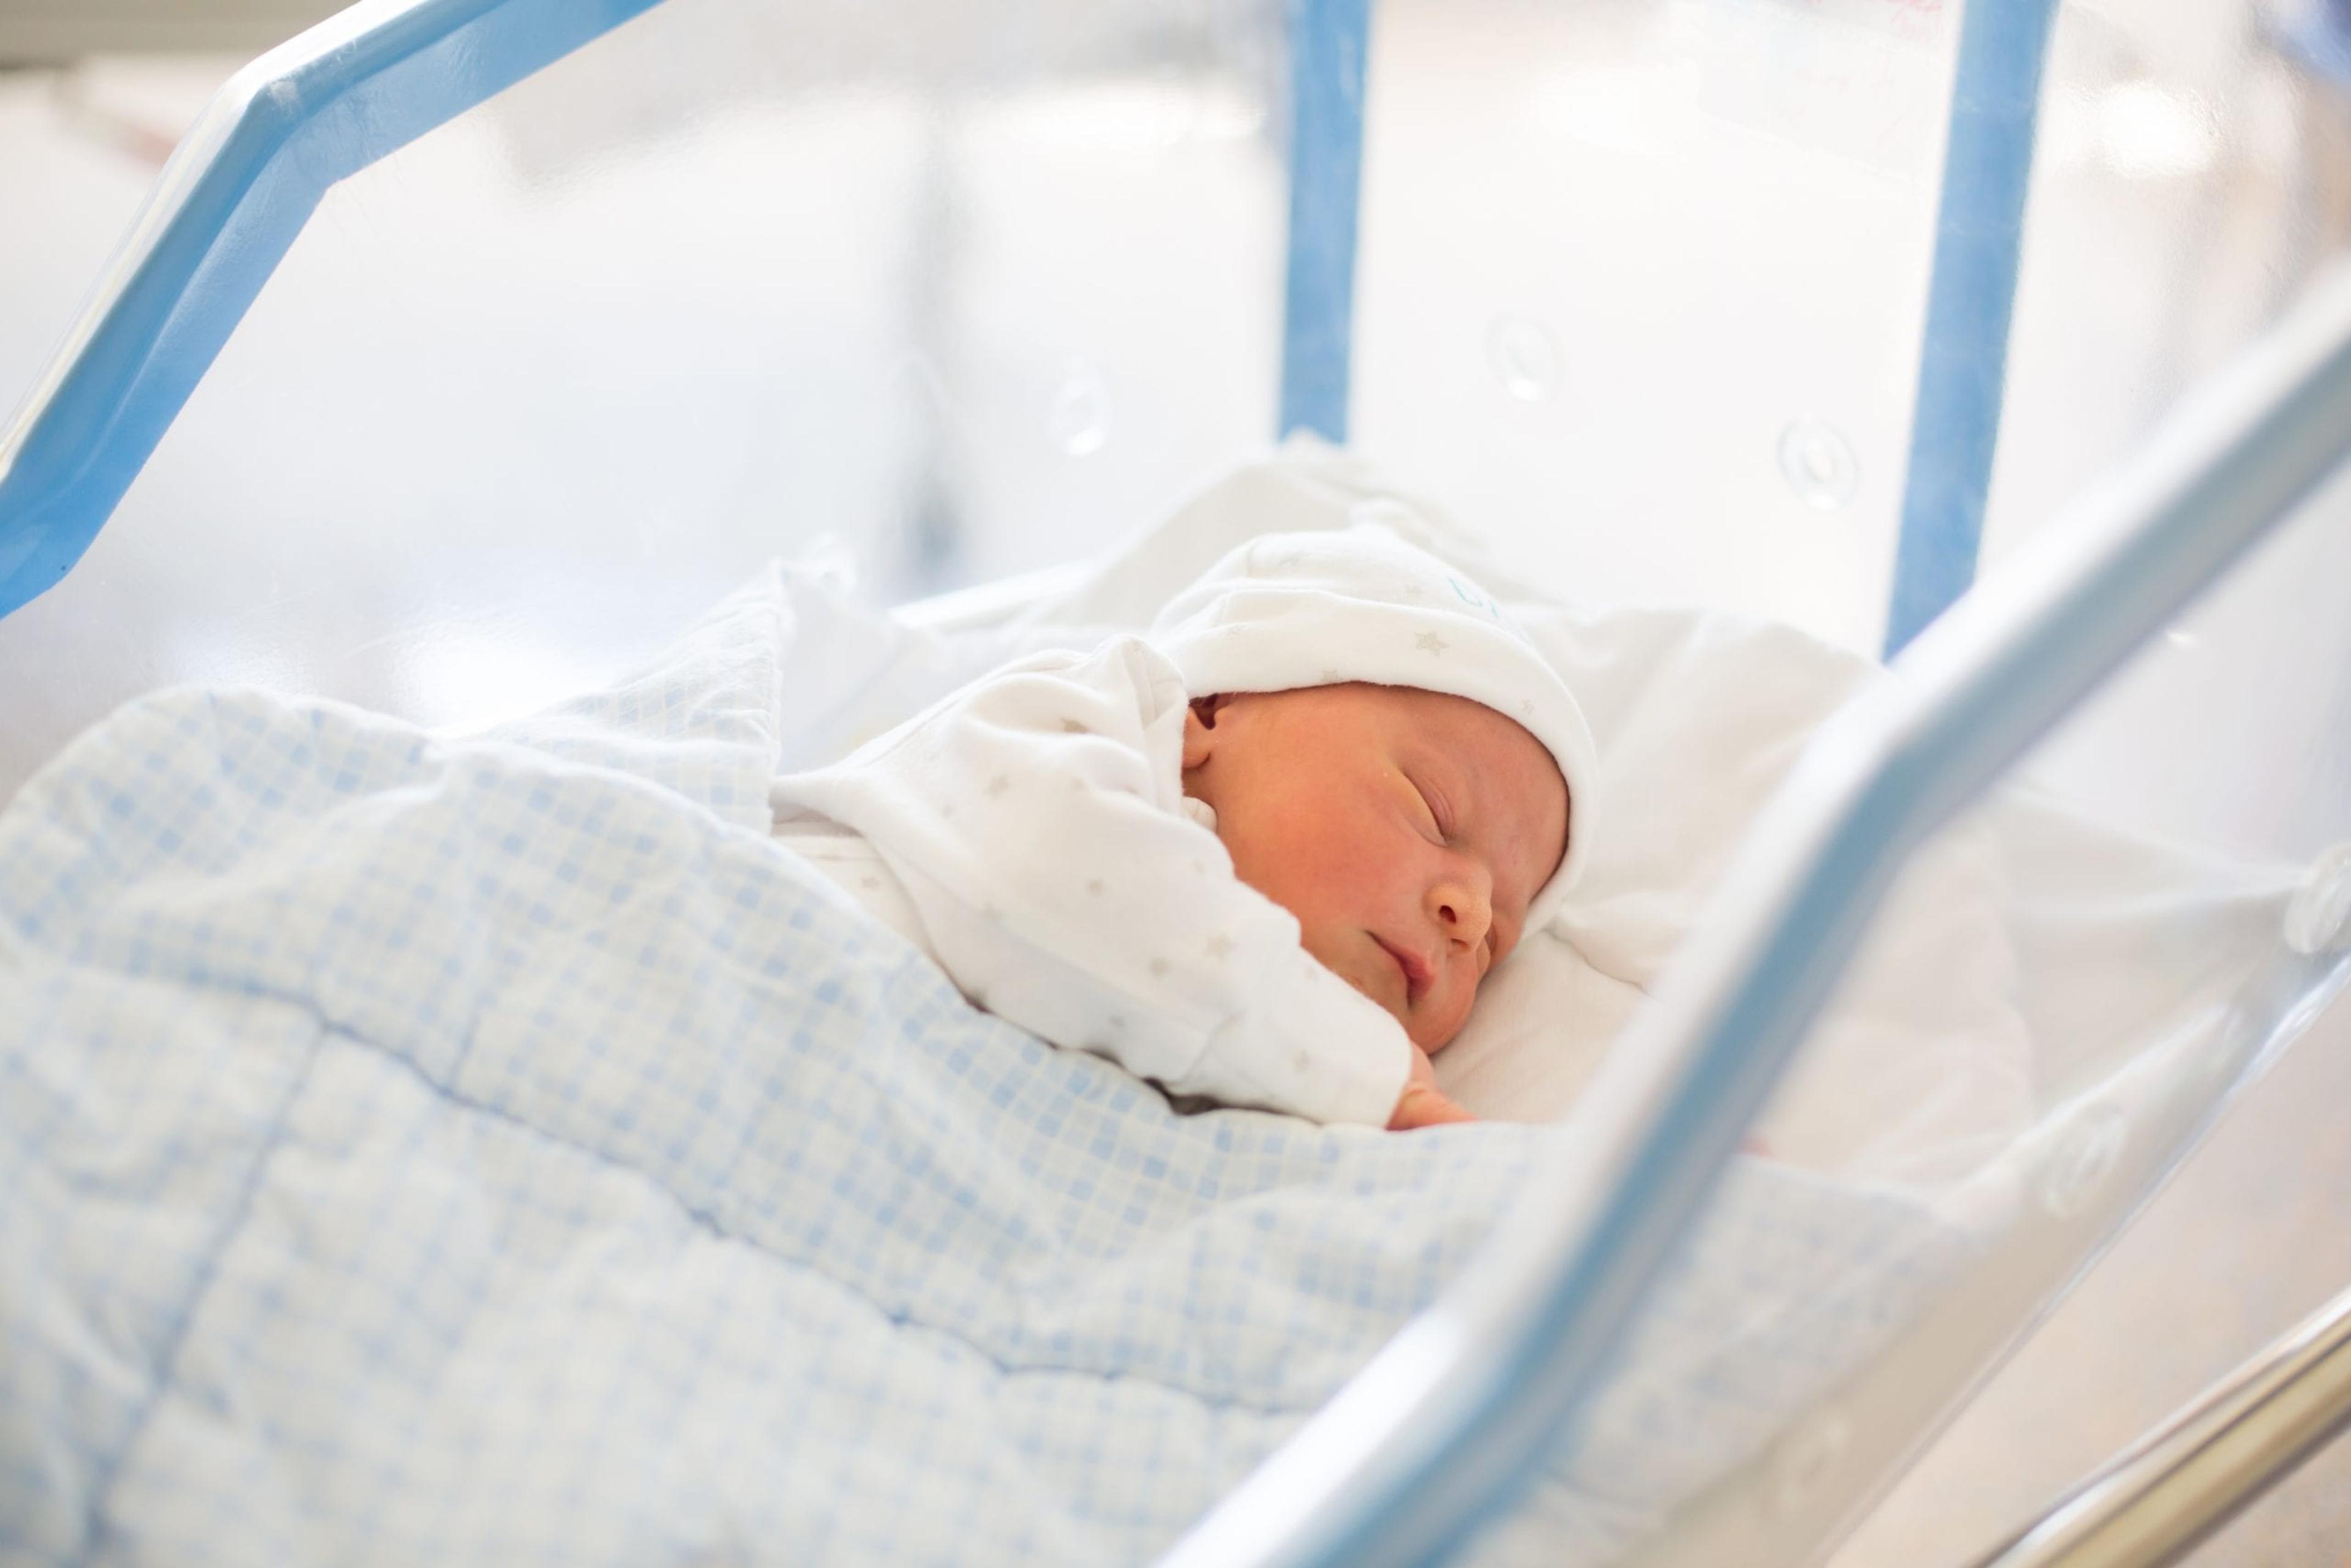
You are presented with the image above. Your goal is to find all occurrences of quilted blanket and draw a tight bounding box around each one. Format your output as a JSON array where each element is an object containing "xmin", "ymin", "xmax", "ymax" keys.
[{"xmin": 0, "ymin": 571, "xmax": 1974, "ymax": 1567}]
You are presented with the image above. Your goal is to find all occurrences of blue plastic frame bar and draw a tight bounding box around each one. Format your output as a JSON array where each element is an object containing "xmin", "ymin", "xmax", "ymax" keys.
[
  {"xmin": 1277, "ymin": 0, "xmax": 1372, "ymax": 443},
  {"xmin": 1160, "ymin": 260, "xmax": 2351, "ymax": 1568},
  {"xmin": 0, "ymin": 0, "xmax": 661, "ymax": 620},
  {"xmin": 0, "ymin": 0, "xmax": 1376, "ymax": 616},
  {"xmin": 1883, "ymin": 0, "xmax": 2060, "ymax": 656}
]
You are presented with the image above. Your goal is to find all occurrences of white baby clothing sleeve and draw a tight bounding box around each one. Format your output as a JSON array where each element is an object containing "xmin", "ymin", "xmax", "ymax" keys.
[{"xmin": 768, "ymin": 636, "xmax": 1413, "ymax": 1126}]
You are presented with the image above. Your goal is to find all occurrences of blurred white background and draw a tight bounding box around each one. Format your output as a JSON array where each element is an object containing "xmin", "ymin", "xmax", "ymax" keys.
[{"xmin": 7, "ymin": 0, "xmax": 2346, "ymax": 765}]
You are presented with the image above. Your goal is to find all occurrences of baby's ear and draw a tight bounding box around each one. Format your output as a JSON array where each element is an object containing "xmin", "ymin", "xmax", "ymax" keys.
[
  {"xmin": 1181, "ymin": 707, "xmax": 1215, "ymax": 771},
  {"xmin": 1181, "ymin": 694, "xmax": 1227, "ymax": 771}
]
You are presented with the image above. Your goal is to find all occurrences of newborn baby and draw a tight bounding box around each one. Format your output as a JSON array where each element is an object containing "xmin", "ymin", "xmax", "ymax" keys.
[{"xmin": 769, "ymin": 524, "xmax": 1597, "ymax": 1129}]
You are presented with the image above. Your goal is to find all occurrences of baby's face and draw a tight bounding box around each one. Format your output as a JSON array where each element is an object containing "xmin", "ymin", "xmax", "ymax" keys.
[{"xmin": 1180, "ymin": 682, "xmax": 1569, "ymax": 1052}]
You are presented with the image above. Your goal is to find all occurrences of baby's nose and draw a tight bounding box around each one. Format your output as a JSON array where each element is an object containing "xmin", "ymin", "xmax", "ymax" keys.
[{"xmin": 1429, "ymin": 876, "xmax": 1493, "ymax": 945}]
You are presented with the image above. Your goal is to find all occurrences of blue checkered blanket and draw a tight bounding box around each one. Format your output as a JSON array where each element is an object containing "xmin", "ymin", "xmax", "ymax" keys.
[{"xmin": 0, "ymin": 573, "xmax": 1974, "ymax": 1567}]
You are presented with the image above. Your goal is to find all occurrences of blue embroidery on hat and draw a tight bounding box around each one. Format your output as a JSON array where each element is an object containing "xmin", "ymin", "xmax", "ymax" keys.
[{"xmin": 1446, "ymin": 576, "xmax": 1503, "ymax": 620}]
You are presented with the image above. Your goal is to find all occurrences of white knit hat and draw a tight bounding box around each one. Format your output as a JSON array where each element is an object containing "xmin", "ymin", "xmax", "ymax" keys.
[{"xmin": 1149, "ymin": 523, "xmax": 1599, "ymax": 926}]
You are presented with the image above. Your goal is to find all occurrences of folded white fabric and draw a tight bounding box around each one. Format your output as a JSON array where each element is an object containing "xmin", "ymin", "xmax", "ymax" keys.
[
  {"xmin": 1152, "ymin": 523, "xmax": 1601, "ymax": 919},
  {"xmin": 770, "ymin": 637, "xmax": 1415, "ymax": 1126}
]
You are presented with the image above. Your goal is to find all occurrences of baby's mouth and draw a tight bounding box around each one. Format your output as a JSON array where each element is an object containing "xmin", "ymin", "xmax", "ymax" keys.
[{"xmin": 1371, "ymin": 935, "xmax": 1431, "ymax": 1006}]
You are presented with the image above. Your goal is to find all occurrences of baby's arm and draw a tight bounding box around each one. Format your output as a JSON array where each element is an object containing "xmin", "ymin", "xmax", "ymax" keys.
[{"xmin": 772, "ymin": 637, "xmax": 1420, "ymax": 1126}]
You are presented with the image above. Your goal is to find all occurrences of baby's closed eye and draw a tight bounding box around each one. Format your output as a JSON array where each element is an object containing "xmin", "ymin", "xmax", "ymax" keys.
[{"xmin": 1406, "ymin": 773, "xmax": 1452, "ymax": 841}]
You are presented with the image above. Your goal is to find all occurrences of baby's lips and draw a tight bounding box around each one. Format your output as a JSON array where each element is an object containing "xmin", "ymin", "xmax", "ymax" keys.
[{"xmin": 1371, "ymin": 934, "xmax": 1433, "ymax": 1003}]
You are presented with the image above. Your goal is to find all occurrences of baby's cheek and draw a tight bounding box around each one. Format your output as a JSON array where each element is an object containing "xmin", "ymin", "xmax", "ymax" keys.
[{"xmin": 1424, "ymin": 972, "xmax": 1483, "ymax": 1052}]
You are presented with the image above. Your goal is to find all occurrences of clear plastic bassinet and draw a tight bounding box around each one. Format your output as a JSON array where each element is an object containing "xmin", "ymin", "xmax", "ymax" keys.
[{"xmin": 1, "ymin": 2, "xmax": 2347, "ymax": 1565}]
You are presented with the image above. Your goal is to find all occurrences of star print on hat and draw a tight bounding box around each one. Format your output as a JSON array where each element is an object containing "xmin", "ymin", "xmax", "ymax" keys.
[{"xmin": 1148, "ymin": 521, "xmax": 1600, "ymax": 926}]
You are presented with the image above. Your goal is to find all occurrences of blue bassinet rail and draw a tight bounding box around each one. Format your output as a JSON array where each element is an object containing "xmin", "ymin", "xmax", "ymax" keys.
[
  {"xmin": 0, "ymin": 0, "xmax": 2051, "ymax": 645},
  {"xmin": 4, "ymin": 4, "xmax": 2350, "ymax": 1565},
  {"xmin": 1883, "ymin": 0, "xmax": 2058, "ymax": 658},
  {"xmin": 0, "ymin": 0, "xmax": 1385, "ymax": 623},
  {"xmin": 1277, "ymin": 0, "xmax": 1371, "ymax": 446},
  {"xmin": 0, "ymin": 0, "xmax": 659, "ymax": 620}
]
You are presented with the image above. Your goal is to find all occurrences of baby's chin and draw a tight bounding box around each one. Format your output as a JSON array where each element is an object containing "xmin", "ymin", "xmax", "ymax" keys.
[
  {"xmin": 1394, "ymin": 982, "xmax": 1474, "ymax": 1055},
  {"xmin": 1412, "ymin": 1010, "xmax": 1469, "ymax": 1056}
]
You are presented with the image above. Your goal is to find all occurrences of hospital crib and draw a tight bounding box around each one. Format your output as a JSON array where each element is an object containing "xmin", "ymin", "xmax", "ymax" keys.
[{"xmin": 1, "ymin": 1, "xmax": 2349, "ymax": 1563}]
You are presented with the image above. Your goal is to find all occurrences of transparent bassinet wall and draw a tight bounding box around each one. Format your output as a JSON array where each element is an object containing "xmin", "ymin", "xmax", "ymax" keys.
[
  {"xmin": 2, "ymin": 0, "xmax": 2333, "ymax": 793},
  {"xmin": 1550, "ymin": 464, "xmax": 2351, "ymax": 1568},
  {"xmin": 4, "ymin": 0, "xmax": 2350, "ymax": 1561}
]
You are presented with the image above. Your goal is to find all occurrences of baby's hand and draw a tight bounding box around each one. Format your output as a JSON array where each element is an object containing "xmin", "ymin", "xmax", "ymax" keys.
[{"xmin": 1388, "ymin": 1043, "xmax": 1475, "ymax": 1131}]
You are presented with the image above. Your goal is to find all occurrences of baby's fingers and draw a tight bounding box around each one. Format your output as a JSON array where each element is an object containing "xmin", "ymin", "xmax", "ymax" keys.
[{"xmin": 1387, "ymin": 1080, "xmax": 1475, "ymax": 1131}]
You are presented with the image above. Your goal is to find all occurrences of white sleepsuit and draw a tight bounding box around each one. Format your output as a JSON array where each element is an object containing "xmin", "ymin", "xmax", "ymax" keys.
[{"xmin": 769, "ymin": 634, "xmax": 1415, "ymax": 1126}]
